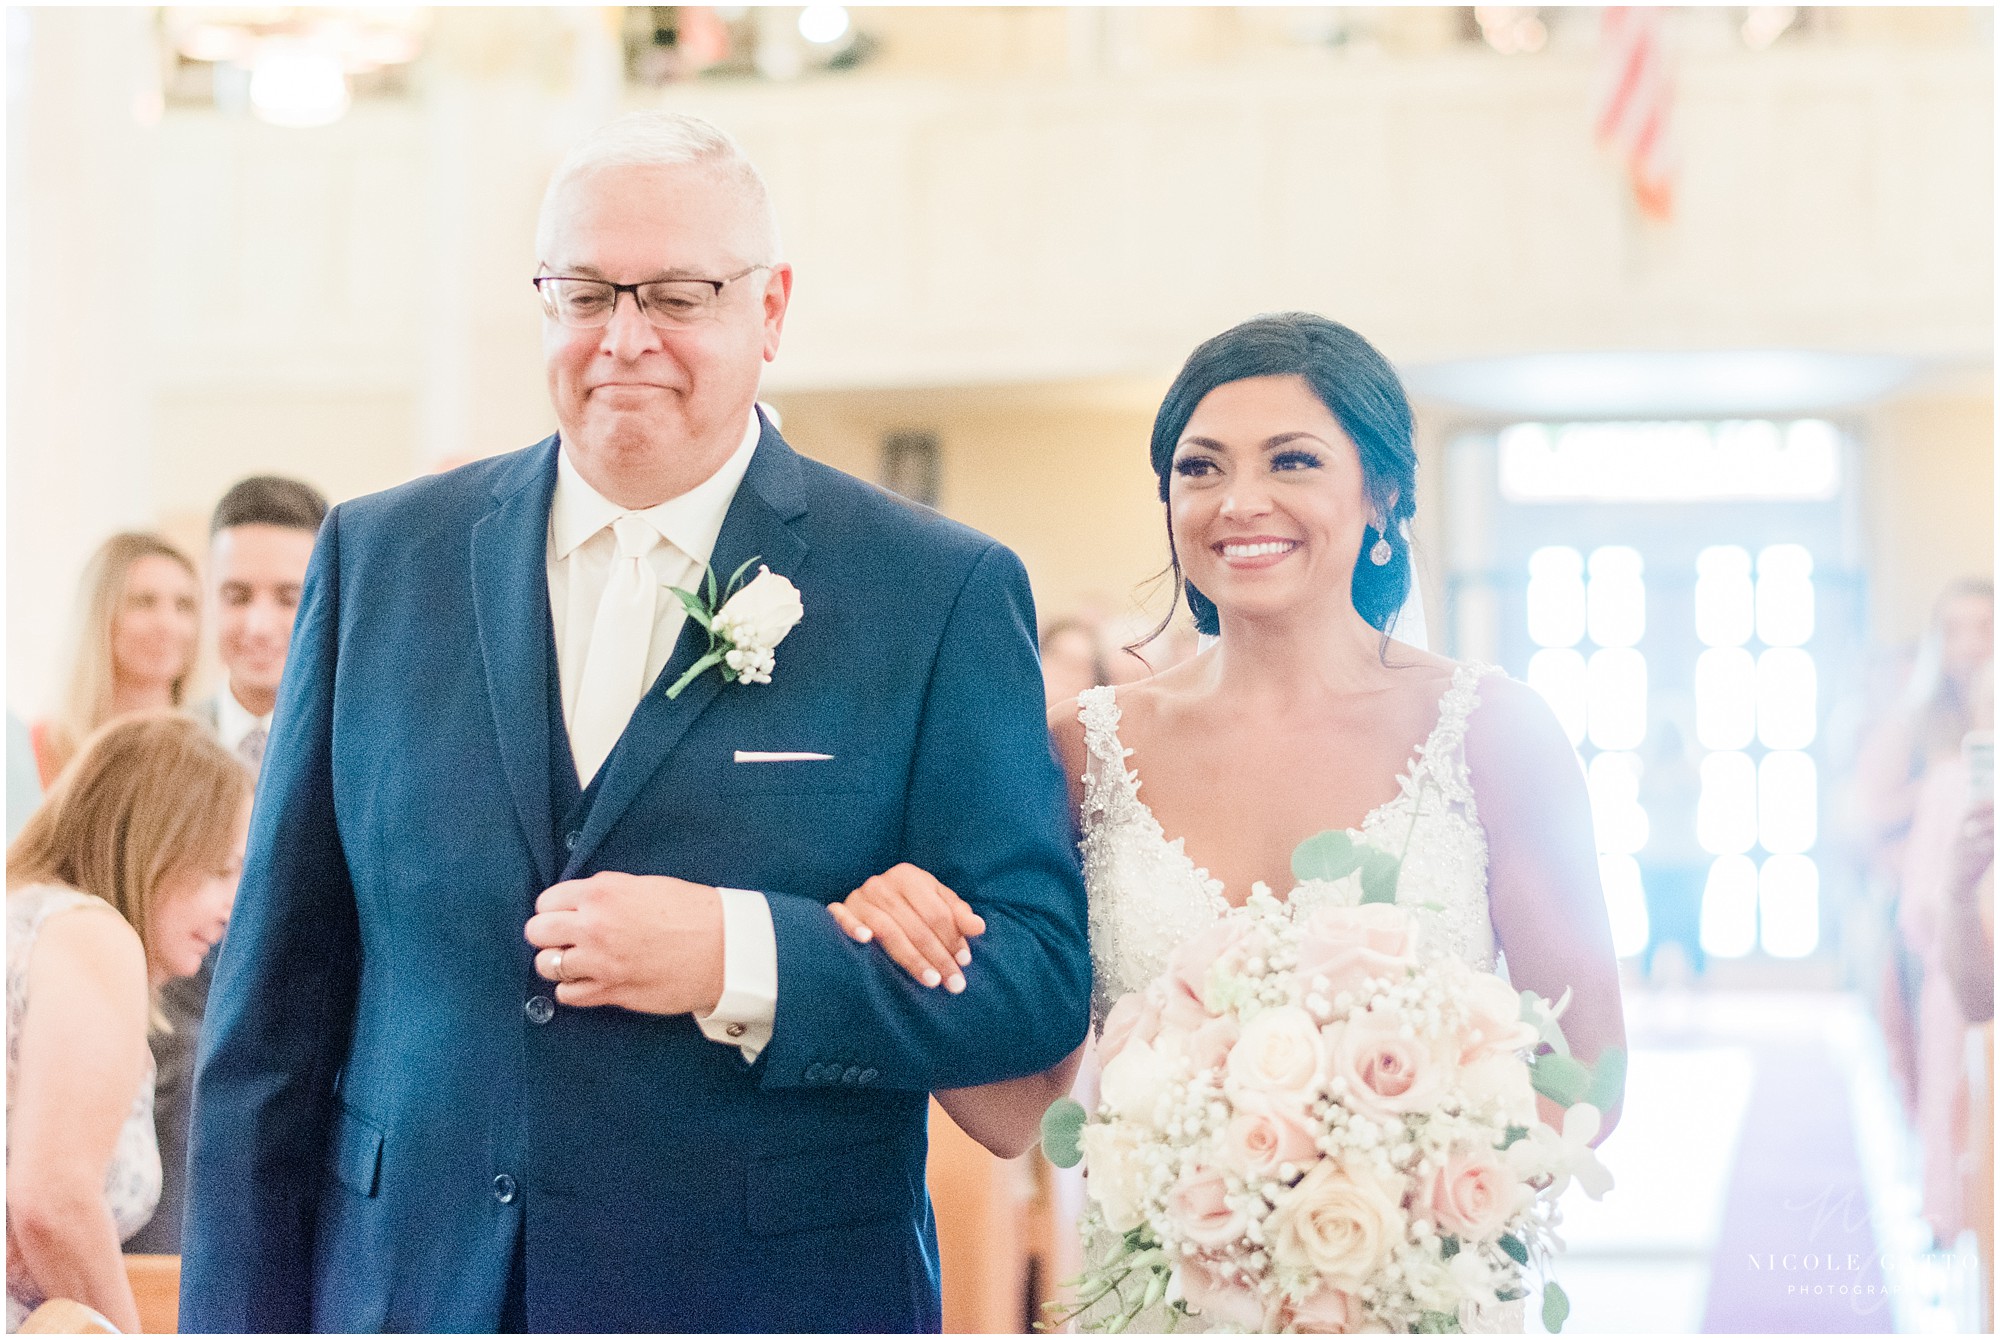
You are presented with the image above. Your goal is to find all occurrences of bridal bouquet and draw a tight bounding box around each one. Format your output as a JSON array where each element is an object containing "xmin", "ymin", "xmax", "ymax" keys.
[{"xmin": 1042, "ymin": 834, "xmax": 1621, "ymax": 1335}]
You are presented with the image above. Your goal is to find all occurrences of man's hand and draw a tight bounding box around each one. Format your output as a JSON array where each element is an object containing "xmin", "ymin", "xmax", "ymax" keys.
[
  {"xmin": 525, "ymin": 873, "xmax": 724, "ymax": 1014},
  {"xmin": 828, "ymin": 863, "xmax": 985, "ymax": 993}
]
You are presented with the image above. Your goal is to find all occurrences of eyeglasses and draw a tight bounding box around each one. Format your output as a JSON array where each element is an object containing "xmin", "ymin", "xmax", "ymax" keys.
[{"xmin": 532, "ymin": 265, "xmax": 769, "ymax": 330}]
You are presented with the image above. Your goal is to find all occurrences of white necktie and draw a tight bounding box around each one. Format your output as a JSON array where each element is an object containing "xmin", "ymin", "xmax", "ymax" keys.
[{"xmin": 570, "ymin": 515, "xmax": 663, "ymax": 785}]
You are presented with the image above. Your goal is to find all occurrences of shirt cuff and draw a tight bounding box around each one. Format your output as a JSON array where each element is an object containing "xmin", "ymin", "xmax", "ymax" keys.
[{"xmin": 693, "ymin": 887, "xmax": 777, "ymax": 1062}]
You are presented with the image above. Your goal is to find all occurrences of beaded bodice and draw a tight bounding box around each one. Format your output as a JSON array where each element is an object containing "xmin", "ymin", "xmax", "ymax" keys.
[{"xmin": 1076, "ymin": 663, "xmax": 1502, "ymax": 1026}]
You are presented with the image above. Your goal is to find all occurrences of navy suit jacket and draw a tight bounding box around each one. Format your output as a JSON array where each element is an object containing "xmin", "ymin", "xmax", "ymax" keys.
[{"xmin": 180, "ymin": 423, "xmax": 1091, "ymax": 1332}]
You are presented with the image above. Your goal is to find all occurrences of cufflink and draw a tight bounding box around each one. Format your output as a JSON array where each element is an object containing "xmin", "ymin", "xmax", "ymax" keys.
[{"xmin": 726, "ymin": 1022, "xmax": 746, "ymax": 1039}]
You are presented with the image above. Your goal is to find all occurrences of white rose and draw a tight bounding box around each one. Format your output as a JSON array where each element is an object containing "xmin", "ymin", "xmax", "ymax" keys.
[
  {"xmin": 1266, "ymin": 1158, "xmax": 1403, "ymax": 1294},
  {"xmin": 1079, "ymin": 1122, "xmax": 1151, "ymax": 1233},
  {"xmin": 714, "ymin": 566, "xmax": 804, "ymax": 652},
  {"xmin": 1224, "ymin": 1005, "xmax": 1325, "ymax": 1107},
  {"xmin": 1099, "ymin": 1036, "xmax": 1175, "ymax": 1126},
  {"xmin": 1456, "ymin": 1052, "xmax": 1538, "ymax": 1126}
]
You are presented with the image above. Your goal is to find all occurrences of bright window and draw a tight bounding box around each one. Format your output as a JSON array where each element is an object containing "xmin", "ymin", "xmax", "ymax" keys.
[
  {"xmin": 1696, "ymin": 545, "xmax": 1756, "ymax": 648},
  {"xmin": 1589, "ymin": 751, "xmax": 1650, "ymax": 856},
  {"xmin": 1587, "ymin": 648, "xmax": 1647, "ymax": 752},
  {"xmin": 1698, "ymin": 751, "xmax": 1757, "ymax": 855},
  {"xmin": 1527, "ymin": 546, "xmax": 1586, "ymax": 649},
  {"xmin": 1700, "ymin": 855, "xmax": 1760, "ymax": 958},
  {"xmin": 1758, "ymin": 752, "xmax": 1818, "ymax": 855},
  {"xmin": 1586, "ymin": 546, "xmax": 1645, "ymax": 648},
  {"xmin": 1528, "ymin": 649, "xmax": 1588, "ymax": 747},
  {"xmin": 1499, "ymin": 419, "xmax": 1842, "ymax": 503},
  {"xmin": 1695, "ymin": 647, "xmax": 1758, "ymax": 751},
  {"xmin": 1757, "ymin": 648, "xmax": 1818, "ymax": 750},
  {"xmin": 1756, "ymin": 544, "xmax": 1815, "ymax": 647},
  {"xmin": 1601, "ymin": 854, "xmax": 1650, "ymax": 960},
  {"xmin": 1759, "ymin": 855, "xmax": 1820, "ymax": 957}
]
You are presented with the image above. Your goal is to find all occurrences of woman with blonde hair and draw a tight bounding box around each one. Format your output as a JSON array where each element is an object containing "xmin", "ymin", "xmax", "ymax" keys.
[
  {"xmin": 6, "ymin": 714, "xmax": 251, "ymax": 1332},
  {"xmin": 30, "ymin": 533, "xmax": 202, "ymax": 788}
]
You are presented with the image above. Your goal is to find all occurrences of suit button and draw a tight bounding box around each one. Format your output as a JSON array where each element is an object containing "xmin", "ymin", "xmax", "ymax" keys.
[
  {"xmin": 525, "ymin": 995, "xmax": 555, "ymax": 1025},
  {"xmin": 859, "ymin": 1068, "xmax": 878, "ymax": 1084},
  {"xmin": 804, "ymin": 1063, "xmax": 825, "ymax": 1082},
  {"xmin": 842, "ymin": 1066, "xmax": 862, "ymax": 1085},
  {"xmin": 492, "ymin": 1174, "xmax": 517, "ymax": 1204},
  {"xmin": 564, "ymin": 830, "xmax": 579, "ymax": 851}
]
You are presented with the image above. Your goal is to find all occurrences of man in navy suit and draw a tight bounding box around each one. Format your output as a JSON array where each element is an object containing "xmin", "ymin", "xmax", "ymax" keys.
[{"xmin": 180, "ymin": 111, "xmax": 1090, "ymax": 1333}]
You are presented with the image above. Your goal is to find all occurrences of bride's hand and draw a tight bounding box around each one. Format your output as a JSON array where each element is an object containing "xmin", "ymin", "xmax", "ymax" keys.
[{"xmin": 828, "ymin": 863, "xmax": 986, "ymax": 993}]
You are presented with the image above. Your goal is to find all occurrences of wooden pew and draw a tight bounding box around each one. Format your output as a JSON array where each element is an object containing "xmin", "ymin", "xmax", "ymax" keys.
[
  {"xmin": 122, "ymin": 1255, "xmax": 179, "ymax": 1334},
  {"xmin": 17, "ymin": 1299, "xmax": 118, "ymax": 1333}
]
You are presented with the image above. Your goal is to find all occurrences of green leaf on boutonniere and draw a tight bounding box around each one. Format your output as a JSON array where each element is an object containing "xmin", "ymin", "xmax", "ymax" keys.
[
  {"xmin": 1542, "ymin": 1280, "xmax": 1571, "ymax": 1333},
  {"xmin": 1359, "ymin": 848, "xmax": 1402, "ymax": 904},
  {"xmin": 1290, "ymin": 829, "xmax": 1363, "ymax": 883},
  {"xmin": 1497, "ymin": 1233, "xmax": 1529, "ymax": 1265},
  {"xmin": 669, "ymin": 585, "xmax": 714, "ymax": 631},
  {"xmin": 1040, "ymin": 1096, "xmax": 1086, "ymax": 1169},
  {"xmin": 724, "ymin": 554, "xmax": 760, "ymax": 596}
]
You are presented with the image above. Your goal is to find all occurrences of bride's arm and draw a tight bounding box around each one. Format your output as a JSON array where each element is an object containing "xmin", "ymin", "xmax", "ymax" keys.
[
  {"xmin": 830, "ymin": 700, "xmax": 1097, "ymax": 1159},
  {"xmin": 1465, "ymin": 675, "xmax": 1628, "ymax": 1142}
]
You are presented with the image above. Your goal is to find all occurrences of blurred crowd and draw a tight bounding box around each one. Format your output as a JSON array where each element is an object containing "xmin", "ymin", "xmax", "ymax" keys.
[
  {"xmin": 1839, "ymin": 579, "xmax": 1995, "ymax": 1267},
  {"xmin": 5, "ymin": 477, "xmax": 325, "ymax": 1329}
]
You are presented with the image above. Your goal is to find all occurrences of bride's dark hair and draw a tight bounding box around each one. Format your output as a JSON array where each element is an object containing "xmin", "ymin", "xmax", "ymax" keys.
[{"xmin": 1147, "ymin": 312, "xmax": 1417, "ymax": 640}]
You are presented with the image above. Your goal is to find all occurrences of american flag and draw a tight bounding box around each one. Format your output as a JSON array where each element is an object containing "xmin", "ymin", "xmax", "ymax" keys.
[{"xmin": 1595, "ymin": 7, "xmax": 1676, "ymax": 222}]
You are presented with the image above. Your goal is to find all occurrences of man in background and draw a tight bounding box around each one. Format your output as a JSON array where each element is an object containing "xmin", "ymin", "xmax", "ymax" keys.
[{"xmin": 126, "ymin": 475, "xmax": 326, "ymax": 1254}]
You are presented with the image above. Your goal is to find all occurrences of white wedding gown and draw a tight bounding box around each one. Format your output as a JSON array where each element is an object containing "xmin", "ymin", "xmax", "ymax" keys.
[{"xmin": 1073, "ymin": 662, "xmax": 1525, "ymax": 1333}]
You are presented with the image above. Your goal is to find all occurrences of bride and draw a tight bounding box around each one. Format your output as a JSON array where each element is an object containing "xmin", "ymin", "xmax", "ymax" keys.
[{"xmin": 831, "ymin": 312, "xmax": 1625, "ymax": 1324}]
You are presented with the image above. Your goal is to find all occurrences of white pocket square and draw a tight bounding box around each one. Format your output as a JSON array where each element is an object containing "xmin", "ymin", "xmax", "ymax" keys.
[{"xmin": 733, "ymin": 751, "xmax": 834, "ymax": 763}]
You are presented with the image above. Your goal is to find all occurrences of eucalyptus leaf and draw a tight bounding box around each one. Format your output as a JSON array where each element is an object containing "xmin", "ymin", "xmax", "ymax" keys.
[
  {"xmin": 1530, "ymin": 1051, "xmax": 1591, "ymax": 1108},
  {"xmin": 1500, "ymin": 1124, "xmax": 1530, "ymax": 1149},
  {"xmin": 1439, "ymin": 1235, "xmax": 1460, "ymax": 1260},
  {"xmin": 1542, "ymin": 1280, "xmax": 1571, "ymax": 1333},
  {"xmin": 1497, "ymin": 1233, "xmax": 1529, "ymax": 1266},
  {"xmin": 1359, "ymin": 848, "xmax": 1402, "ymax": 904},
  {"xmin": 1041, "ymin": 1096, "xmax": 1087, "ymax": 1169},
  {"xmin": 1585, "ymin": 1044, "xmax": 1628, "ymax": 1113},
  {"xmin": 1290, "ymin": 830, "xmax": 1363, "ymax": 883},
  {"xmin": 1415, "ymin": 1310, "xmax": 1462, "ymax": 1333}
]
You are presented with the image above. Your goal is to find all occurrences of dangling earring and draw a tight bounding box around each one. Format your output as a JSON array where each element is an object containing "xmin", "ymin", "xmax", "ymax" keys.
[{"xmin": 1369, "ymin": 525, "xmax": 1393, "ymax": 567}]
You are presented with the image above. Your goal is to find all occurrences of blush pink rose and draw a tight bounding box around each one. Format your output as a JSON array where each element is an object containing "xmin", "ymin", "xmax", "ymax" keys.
[
  {"xmin": 1324, "ymin": 1008, "xmax": 1448, "ymax": 1119},
  {"xmin": 1457, "ymin": 971, "xmax": 1539, "ymax": 1064},
  {"xmin": 1167, "ymin": 916, "xmax": 1252, "ymax": 1011},
  {"xmin": 1167, "ymin": 1165, "xmax": 1250, "ymax": 1250},
  {"xmin": 1283, "ymin": 1283, "xmax": 1355, "ymax": 1334},
  {"xmin": 1421, "ymin": 1149, "xmax": 1529, "ymax": 1243},
  {"xmin": 1225, "ymin": 1006, "xmax": 1326, "ymax": 1106},
  {"xmin": 1188, "ymin": 1015, "xmax": 1242, "ymax": 1076},
  {"xmin": 1177, "ymin": 1254, "xmax": 1268, "ymax": 1331},
  {"xmin": 1219, "ymin": 1093, "xmax": 1321, "ymax": 1182},
  {"xmin": 1294, "ymin": 903, "xmax": 1420, "ymax": 1003},
  {"xmin": 1098, "ymin": 988, "xmax": 1162, "ymax": 1066}
]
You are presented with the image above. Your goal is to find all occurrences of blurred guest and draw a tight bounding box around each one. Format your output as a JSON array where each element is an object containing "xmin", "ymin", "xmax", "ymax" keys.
[
  {"xmin": 1856, "ymin": 578, "xmax": 1994, "ymax": 1113},
  {"xmin": 1899, "ymin": 659, "xmax": 1994, "ymax": 1245},
  {"xmin": 126, "ymin": 477, "xmax": 326, "ymax": 1257},
  {"xmin": 6, "ymin": 715, "xmax": 251, "ymax": 1330},
  {"xmin": 1637, "ymin": 711, "xmax": 1707, "ymax": 982},
  {"xmin": 31, "ymin": 533, "xmax": 201, "ymax": 788},
  {"xmin": 1039, "ymin": 617, "xmax": 1107, "ymax": 707},
  {"xmin": 7, "ymin": 713, "xmax": 38, "ymax": 843},
  {"xmin": 1940, "ymin": 795, "xmax": 1993, "ymax": 1025},
  {"xmin": 183, "ymin": 476, "xmax": 328, "ymax": 777}
]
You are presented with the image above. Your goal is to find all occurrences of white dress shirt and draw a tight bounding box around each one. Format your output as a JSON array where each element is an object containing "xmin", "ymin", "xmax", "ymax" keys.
[
  {"xmin": 215, "ymin": 686, "xmax": 273, "ymax": 759},
  {"xmin": 546, "ymin": 409, "xmax": 778, "ymax": 1062}
]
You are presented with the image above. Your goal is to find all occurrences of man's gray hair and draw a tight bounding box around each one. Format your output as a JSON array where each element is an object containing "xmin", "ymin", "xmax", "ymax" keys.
[{"xmin": 535, "ymin": 110, "xmax": 781, "ymax": 262}]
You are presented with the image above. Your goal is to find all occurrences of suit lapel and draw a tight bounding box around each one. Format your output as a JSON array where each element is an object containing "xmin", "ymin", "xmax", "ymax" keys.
[
  {"xmin": 564, "ymin": 425, "xmax": 811, "ymax": 879},
  {"xmin": 470, "ymin": 437, "xmax": 562, "ymax": 888}
]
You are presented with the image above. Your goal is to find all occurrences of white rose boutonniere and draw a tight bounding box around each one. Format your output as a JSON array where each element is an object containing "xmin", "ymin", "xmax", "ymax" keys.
[{"xmin": 665, "ymin": 558, "xmax": 804, "ymax": 698}]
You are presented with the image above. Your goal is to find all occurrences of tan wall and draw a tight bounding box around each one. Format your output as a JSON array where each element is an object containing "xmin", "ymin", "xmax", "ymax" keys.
[{"xmin": 1860, "ymin": 382, "xmax": 1997, "ymax": 646}]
